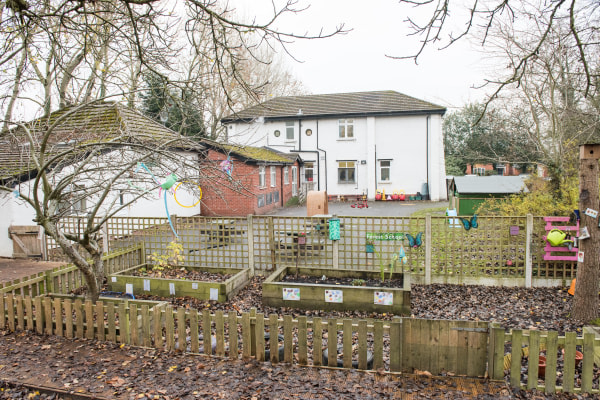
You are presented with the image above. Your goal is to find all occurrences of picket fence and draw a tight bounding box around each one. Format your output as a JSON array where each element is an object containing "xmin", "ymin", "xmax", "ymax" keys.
[
  {"xmin": 45, "ymin": 214, "xmax": 576, "ymax": 288},
  {"xmin": 0, "ymin": 293, "xmax": 599, "ymax": 395}
]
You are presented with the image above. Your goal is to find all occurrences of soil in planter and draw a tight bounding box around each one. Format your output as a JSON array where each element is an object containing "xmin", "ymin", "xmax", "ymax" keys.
[
  {"xmin": 282, "ymin": 274, "xmax": 404, "ymax": 288},
  {"xmin": 131, "ymin": 268, "xmax": 232, "ymax": 282}
]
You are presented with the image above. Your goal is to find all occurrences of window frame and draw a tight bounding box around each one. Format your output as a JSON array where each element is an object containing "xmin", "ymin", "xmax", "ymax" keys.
[
  {"xmin": 379, "ymin": 160, "xmax": 391, "ymax": 182},
  {"xmin": 283, "ymin": 166, "xmax": 289, "ymax": 184},
  {"xmin": 291, "ymin": 166, "xmax": 298, "ymax": 196},
  {"xmin": 337, "ymin": 161, "xmax": 356, "ymax": 184},
  {"xmin": 270, "ymin": 166, "xmax": 276, "ymax": 187},
  {"xmin": 338, "ymin": 119, "xmax": 354, "ymax": 139},
  {"xmin": 259, "ymin": 165, "xmax": 266, "ymax": 188},
  {"xmin": 285, "ymin": 121, "xmax": 295, "ymax": 141}
]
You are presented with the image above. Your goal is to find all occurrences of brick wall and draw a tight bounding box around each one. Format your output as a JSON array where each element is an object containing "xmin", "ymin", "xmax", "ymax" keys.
[{"xmin": 199, "ymin": 149, "xmax": 298, "ymax": 216}]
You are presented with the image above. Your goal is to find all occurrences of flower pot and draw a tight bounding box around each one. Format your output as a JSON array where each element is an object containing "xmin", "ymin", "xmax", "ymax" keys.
[
  {"xmin": 561, "ymin": 349, "xmax": 583, "ymax": 366},
  {"xmin": 297, "ymin": 236, "xmax": 306, "ymax": 245},
  {"xmin": 538, "ymin": 355, "xmax": 546, "ymax": 378}
]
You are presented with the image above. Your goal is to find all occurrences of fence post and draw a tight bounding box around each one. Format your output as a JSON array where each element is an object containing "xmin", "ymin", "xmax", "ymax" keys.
[
  {"xmin": 425, "ymin": 215, "xmax": 432, "ymax": 284},
  {"xmin": 332, "ymin": 214, "xmax": 339, "ymax": 269},
  {"xmin": 525, "ymin": 214, "xmax": 533, "ymax": 288},
  {"xmin": 488, "ymin": 323, "xmax": 505, "ymax": 380},
  {"xmin": 268, "ymin": 216, "xmax": 276, "ymax": 270},
  {"xmin": 44, "ymin": 269, "xmax": 55, "ymax": 294},
  {"xmin": 102, "ymin": 222, "xmax": 109, "ymax": 255},
  {"xmin": 247, "ymin": 215, "xmax": 255, "ymax": 276},
  {"xmin": 389, "ymin": 317, "xmax": 402, "ymax": 372}
]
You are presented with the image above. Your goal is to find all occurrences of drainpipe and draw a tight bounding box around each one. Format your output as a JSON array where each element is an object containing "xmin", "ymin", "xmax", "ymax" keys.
[
  {"xmin": 426, "ymin": 115, "xmax": 430, "ymax": 200},
  {"xmin": 316, "ymin": 120, "xmax": 327, "ymax": 192},
  {"xmin": 374, "ymin": 145, "xmax": 377, "ymax": 197},
  {"xmin": 294, "ymin": 118, "xmax": 321, "ymax": 191},
  {"xmin": 280, "ymin": 164, "xmax": 284, "ymax": 207}
]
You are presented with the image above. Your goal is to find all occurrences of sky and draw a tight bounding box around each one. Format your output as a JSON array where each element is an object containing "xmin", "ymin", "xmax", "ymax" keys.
[{"xmin": 235, "ymin": 0, "xmax": 495, "ymax": 111}]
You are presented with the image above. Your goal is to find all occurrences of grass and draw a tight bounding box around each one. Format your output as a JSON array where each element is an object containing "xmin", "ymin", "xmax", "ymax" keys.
[{"xmin": 410, "ymin": 206, "xmax": 448, "ymax": 217}]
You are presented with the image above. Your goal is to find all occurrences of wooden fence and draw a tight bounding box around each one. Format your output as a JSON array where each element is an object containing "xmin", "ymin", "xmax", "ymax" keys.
[
  {"xmin": 45, "ymin": 214, "xmax": 575, "ymax": 287},
  {"xmin": 0, "ymin": 244, "xmax": 144, "ymax": 297},
  {"xmin": 1, "ymin": 294, "xmax": 599, "ymax": 395}
]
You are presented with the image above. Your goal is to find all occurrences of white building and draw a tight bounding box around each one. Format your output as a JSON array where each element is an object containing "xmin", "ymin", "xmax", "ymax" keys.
[
  {"xmin": 222, "ymin": 91, "xmax": 447, "ymax": 201},
  {"xmin": 0, "ymin": 103, "xmax": 202, "ymax": 258}
]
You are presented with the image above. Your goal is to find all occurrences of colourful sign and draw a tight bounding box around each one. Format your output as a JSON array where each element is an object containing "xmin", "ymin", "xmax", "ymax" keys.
[{"xmin": 366, "ymin": 232, "xmax": 404, "ymax": 241}]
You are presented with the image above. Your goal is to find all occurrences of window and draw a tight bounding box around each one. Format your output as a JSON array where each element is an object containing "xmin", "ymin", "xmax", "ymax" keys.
[
  {"xmin": 266, "ymin": 192, "xmax": 273, "ymax": 205},
  {"xmin": 291, "ymin": 166, "xmax": 298, "ymax": 196},
  {"xmin": 304, "ymin": 162, "xmax": 314, "ymax": 182},
  {"xmin": 283, "ymin": 167, "xmax": 289, "ymax": 184},
  {"xmin": 259, "ymin": 166, "xmax": 266, "ymax": 188},
  {"xmin": 285, "ymin": 121, "xmax": 295, "ymax": 140},
  {"xmin": 338, "ymin": 161, "xmax": 356, "ymax": 183},
  {"xmin": 58, "ymin": 184, "xmax": 87, "ymax": 215},
  {"xmin": 379, "ymin": 160, "xmax": 391, "ymax": 182},
  {"xmin": 273, "ymin": 191, "xmax": 280, "ymax": 203},
  {"xmin": 270, "ymin": 166, "xmax": 276, "ymax": 187},
  {"xmin": 338, "ymin": 119, "xmax": 354, "ymax": 139},
  {"xmin": 257, "ymin": 195, "xmax": 265, "ymax": 208}
]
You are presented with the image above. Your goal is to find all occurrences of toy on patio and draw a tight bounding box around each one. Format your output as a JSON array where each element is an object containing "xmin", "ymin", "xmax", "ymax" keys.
[
  {"xmin": 350, "ymin": 193, "xmax": 368, "ymax": 208},
  {"xmin": 375, "ymin": 189, "xmax": 384, "ymax": 201}
]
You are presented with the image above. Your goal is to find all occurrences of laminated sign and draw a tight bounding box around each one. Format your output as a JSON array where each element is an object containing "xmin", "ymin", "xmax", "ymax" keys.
[{"xmin": 329, "ymin": 218, "xmax": 340, "ymax": 241}]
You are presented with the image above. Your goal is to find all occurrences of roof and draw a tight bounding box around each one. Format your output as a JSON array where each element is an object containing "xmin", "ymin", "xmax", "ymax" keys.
[
  {"xmin": 201, "ymin": 139, "xmax": 295, "ymax": 164},
  {"xmin": 222, "ymin": 90, "xmax": 446, "ymax": 123},
  {"xmin": 452, "ymin": 175, "xmax": 529, "ymax": 194},
  {"xmin": 0, "ymin": 102, "xmax": 199, "ymax": 184}
]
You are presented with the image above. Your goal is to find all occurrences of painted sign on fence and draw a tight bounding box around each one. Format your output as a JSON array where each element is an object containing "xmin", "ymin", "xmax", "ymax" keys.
[{"xmin": 366, "ymin": 232, "xmax": 404, "ymax": 241}]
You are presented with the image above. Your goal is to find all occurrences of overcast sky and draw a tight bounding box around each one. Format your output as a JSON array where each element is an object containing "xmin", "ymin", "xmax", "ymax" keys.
[{"xmin": 236, "ymin": 0, "xmax": 495, "ymax": 110}]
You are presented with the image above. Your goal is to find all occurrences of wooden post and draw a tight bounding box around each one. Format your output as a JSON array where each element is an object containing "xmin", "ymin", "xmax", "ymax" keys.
[
  {"xmin": 247, "ymin": 215, "xmax": 255, "ymax": 276},
  {"xmin": 268, "ymin": 217, "xmax": 276, "ymax": 271},
  {"xmin": 425, "ymin": 215, "xmax": 432, "ymax": 284},
  {"xmin": 525, "ymin": 214, "xmax": 533, "ymax": 288},
  {"xmin": 573, "ymin": 144, "xmax": 600, "ymax": 321},
  {"xmin": 332, "ymin": 214, "xmax": 339, "ymax": 269},
  {"xmin": 102, "ymin": 222, "xmax": 109, "ymax": 255}
]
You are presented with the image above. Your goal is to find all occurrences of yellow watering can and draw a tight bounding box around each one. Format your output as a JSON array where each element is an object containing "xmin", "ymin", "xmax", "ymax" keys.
[{"xmin": 546, "ymin": 229, "xmax": 574, "ymax": 247}]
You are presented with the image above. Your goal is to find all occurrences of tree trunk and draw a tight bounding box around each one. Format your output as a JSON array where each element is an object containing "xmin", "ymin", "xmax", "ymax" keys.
[
  {"xmin": 572, "ymin": 156, "xmax": 600, "ymax": 321},
  {"xmin": 43, "ymin": 222, "xmax": 101, "ymax": 302}
]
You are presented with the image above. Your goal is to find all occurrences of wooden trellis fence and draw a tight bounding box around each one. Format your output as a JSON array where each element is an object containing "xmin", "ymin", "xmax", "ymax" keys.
[
  {"xmin": 1, "ymin": 294, "xmax": 599, "ymax": 395},
  {"xmin": 45, "ymin": 214, "xmax": 576, "ymax": 287}
]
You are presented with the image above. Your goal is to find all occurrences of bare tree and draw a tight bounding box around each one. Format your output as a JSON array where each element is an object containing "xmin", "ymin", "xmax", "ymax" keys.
[
  {"xmin": 0, "ymin": 0, "xmax": 343, "ymax": 301},
  {"xmin": 393, "ymin": 0, "xmax": 599, "ymax": 103}
]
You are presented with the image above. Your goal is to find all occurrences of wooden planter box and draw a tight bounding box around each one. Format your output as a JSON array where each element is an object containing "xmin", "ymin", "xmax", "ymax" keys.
[
  {"xmin": 262, "ymin": 266, "xmax": 411, "ymax": 315},
  {"xmin": 108, "ymin": 265, "xmax": 251, "ymax": 302}
]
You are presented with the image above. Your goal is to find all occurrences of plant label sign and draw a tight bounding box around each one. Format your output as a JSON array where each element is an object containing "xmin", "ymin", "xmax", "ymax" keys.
[
  {"xmin": 126, "ymin": 283, "xmax": 133, "ymax": 296},
  {"xmin": 578, "ymin": 251, "xmax": 585, "ymax": 263},
  {"xmin": 579, "ymin": 226, "xmax": 590, "ymax": 240},
  {"xmin": 325, "ymin": 290, "xmax": 343, "ymax": 303},
  {"xmin": 283, "ymin": 288, "xmax": 300, "ymax": 301},
  {"xmin": 585, "ymin": 208, "xmax": 598, "ymax": 218},
  {"xmin": 169, "ymin": 282, "xmax": 175, "ymax": 295},
  {"xmin": 374, "ymin": 292, "xmax": 393, "ymax": 305},
  {"xmin": 209, "ymin": 288, "xmax": 218, "ymax": 301},
  {"xmin": 143, "ymin": 279, "xmax": 150, "ymax": 291},
  {"xmin": 191, "ymin": 282, "xmax": 198, "ymax": 290}
]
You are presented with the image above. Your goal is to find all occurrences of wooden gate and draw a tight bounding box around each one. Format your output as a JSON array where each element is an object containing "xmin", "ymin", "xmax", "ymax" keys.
[
  {"xmin": 8, "ymin": 225, "xmax": 43, "ymax": 259},
  {"xmin": 400, "ymin": 318, "xmax": 489, "ymax": 377}
]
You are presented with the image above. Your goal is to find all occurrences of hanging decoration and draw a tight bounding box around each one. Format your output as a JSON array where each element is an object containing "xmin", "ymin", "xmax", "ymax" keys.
[
  {"xmin": 406, "ymin": 232, "xmax": 423, "ymax": 248},
  {"xmin": 459, "ymin": 214, "xmax": 478, "ymax": 231},
  {"xmin": 219, "ymin": 157, "xmax": 233, "ymax": 180}
]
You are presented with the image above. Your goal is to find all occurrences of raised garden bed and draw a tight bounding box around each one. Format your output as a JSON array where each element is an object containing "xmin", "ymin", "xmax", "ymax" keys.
[
  {"xmin": 108, "ymin": 265, "xmax": 251, "ymax": 302},
  {"xmin": 262, "ymin": 266, "xmax": 410, "ymax": 315}
]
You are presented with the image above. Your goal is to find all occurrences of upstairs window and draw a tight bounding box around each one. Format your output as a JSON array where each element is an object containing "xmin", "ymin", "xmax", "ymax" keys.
[
  {"xmin": 338, "ymin": 119, "xmax": 354, "ymax": 138},
  {"xmin": 286, "ymin": 121, "xmax": 295, "ymax": 140}
]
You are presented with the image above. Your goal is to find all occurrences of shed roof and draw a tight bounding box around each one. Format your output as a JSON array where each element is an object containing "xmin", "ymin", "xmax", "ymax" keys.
[
  {"xmin": 222, "ymin": 90, "xmax": 446, "ymax": 123},
  {"xmin": 0, "ymin": 102, "xmax": 200, "ymax": 184},
  {"xmin": 452, "ymin": 175, "xmax": 529, "ymax": 194}
]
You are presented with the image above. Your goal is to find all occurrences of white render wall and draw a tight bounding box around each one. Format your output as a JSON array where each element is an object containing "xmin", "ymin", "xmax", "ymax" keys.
[
  {"xmin": 0, "ymin": 150, "xmax": 201, "ymax": 258},
  {"xmin": 227, "ymin": 113, "xmax": 447, "ymax": 201}
]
